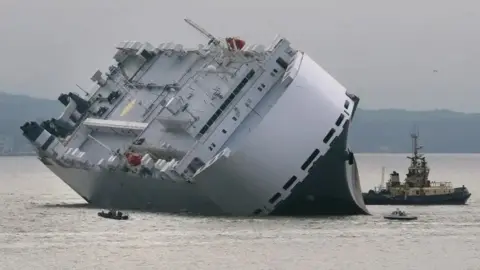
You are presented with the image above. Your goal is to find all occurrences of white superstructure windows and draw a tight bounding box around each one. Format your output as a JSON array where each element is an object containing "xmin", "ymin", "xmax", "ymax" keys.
[
  {"xmin": 323, "ymin": 128, "xmax": 335, "ymax": 144},
  {"xmin": 335, "ymin": 114, "xmax": 345, "ymax": 126},
  {"xmin": 269, "ymin": 192, "xmax": 281, "ymax": 204},
  {"xmin": 301, "ymin": 148, "xmax": 320, "ymax": 171},
  {"xmin": 275, "ymin": 57, "xmax": 289, "ymax": 70},
  {"xmin": 198, "ymin": 69, "xmax": 256, "ymax": 136},
  {"xmin": 257, "ymin": 83, "xmax": 266, "ymax": 92},
  {"xmin": 283, "ymin": 176, "xmax": 298, "ymax": 190}
]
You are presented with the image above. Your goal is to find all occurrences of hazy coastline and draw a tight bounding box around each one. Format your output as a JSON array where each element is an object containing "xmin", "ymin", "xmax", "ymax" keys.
[{"xmin": 3, "ymin": 92, "xmax": 480, "ymax": 154}]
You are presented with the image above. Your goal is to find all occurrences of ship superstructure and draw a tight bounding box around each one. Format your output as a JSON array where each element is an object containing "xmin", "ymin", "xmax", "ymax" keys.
[{"xmin": 20, "ymin": 19, "xmax": 368, "ymax": 216}]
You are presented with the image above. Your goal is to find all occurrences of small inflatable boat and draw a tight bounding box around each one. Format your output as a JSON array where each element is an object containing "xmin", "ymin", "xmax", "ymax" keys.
[
  {"xmin": 98, "ymin": 210, "xmax": 129, "ymax": 220},
  {"xmin": 384, "ymin": 209, "xmax": 417, "ymax": 221}
]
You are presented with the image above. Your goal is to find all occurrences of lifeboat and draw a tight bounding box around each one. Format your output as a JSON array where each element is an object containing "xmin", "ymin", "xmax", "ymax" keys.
[
  {"xmin": 226, "ymin": 37, "xmax": 246, "ymax": 50},
  {"xmin": 125, "ymin": 152, "xmax": 142, "ymax": 166}
]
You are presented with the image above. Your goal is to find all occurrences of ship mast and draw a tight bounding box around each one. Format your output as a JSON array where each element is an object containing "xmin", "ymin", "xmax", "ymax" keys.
[
  {"xmin": 408, "ymin": 126, "xmax": 422, "ymax": 162},
  {"xmin": 184, "ymin": 18, "xmax": 221, "ymax": 47},
  {"xmin": 378, "ymin": 166, "xmax": 386, "ymax": 190},
  {"xmin": 183, "ymin": 18, "xmax": 246, "ymax": 55},
  {"xmin": 406, "ymin": 126, "xmax": 429, "ymax": 187}
]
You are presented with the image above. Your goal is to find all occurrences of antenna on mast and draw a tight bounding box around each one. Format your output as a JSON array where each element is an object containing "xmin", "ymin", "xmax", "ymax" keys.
[
  {"xmin": 184, "ymin": 18, "xmax": 221, "ymax": 46},
  {"xmin": 410, "ymin": 125, "xmax": 422, "ymax": 159},
  {"xmin": 75, "ymin": 84, "xmax": 90, "ymax": 97},
  {"xmin": 380, "ymin": 166, "xmax": 385, "ymax": 189}
]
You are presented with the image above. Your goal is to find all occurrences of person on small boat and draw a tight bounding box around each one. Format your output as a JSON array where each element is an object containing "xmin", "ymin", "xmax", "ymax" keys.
[
  {"xmin": 98, "ymin": 208, "xmax": 128, "ymax": 219},
  {"xmin": 393, "ymin": 208, "xmax": 408, "ymax": 216}
]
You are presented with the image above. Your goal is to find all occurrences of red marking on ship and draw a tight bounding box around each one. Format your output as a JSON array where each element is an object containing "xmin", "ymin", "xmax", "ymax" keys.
[
  {"xmin": 125, "ymin": 152, "xmax": 142, "ymax": 166},
  {"xmin": 226, "ymin": 37, "xmax": 246, "ymax": 51}
]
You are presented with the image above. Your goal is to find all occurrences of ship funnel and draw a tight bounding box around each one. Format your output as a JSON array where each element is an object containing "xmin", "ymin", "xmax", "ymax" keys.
[
  {"xmin": 57, "ymin": 93, "xmax": 83, "ymax": 124},
  {"xmin": 20, "ymin": 121, "xmax": 43, "ymax": 142},
  {"xmin": 19, "ymin": 121, "xmax": 60, "ymax": 153}
]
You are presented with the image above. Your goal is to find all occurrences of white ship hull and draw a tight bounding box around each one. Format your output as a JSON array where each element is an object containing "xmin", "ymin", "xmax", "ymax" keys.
[
  {"xmin": 44, "ymin": 122, "xmax": 366, "ymax": 216},
  {"xmin": 21, "ymin": 25, "xmax": 369, "ymax": 216},
  {"xmin": 39, "ymin": 54, "xmax": 368, "ymax": 216},
  {"xmin": 44, "ymin": 163, "xmax": 223, "ymax": 214}
]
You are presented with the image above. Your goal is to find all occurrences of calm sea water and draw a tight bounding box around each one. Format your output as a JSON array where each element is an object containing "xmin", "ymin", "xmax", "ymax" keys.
[{"xmin": 1, "ymin": 154, "xmax": 480, "ymax": 270}]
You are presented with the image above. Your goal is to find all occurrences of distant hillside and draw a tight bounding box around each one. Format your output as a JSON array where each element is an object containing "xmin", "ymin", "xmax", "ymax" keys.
[
  {"xmin": 1, "ymin": 92, "xmax": 480, "ymax": 153},
  {"xmin": 349, "ymin": 109, "xmax": 480, "ymax": 153},
  {"xmin": 0, "ymin": 92, "xmax": 62, "ymax": 152}
]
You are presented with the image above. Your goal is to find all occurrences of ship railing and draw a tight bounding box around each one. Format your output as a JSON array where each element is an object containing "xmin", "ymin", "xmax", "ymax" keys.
[
  {"xmin": 62, "ymin": 74, "xmax": 131, "ymax": 146},
  {"xmin": 429, "ymin": 181, "xmax": 452, "ymax": 188}
]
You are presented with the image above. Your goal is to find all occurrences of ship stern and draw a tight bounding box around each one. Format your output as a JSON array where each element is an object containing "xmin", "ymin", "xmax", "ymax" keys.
[
  {"xmin": 192, "ymin": 52, "xmax": 369, "ymax": 216},
  {"xmin": 270, "ymin": 119, "xmax": 368, "ymax": 215}
]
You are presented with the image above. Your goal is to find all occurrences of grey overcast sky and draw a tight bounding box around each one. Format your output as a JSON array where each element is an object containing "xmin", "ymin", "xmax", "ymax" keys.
[{"xmin": 0, "ymin": 0, "xmax": 478, "ymax": 111}]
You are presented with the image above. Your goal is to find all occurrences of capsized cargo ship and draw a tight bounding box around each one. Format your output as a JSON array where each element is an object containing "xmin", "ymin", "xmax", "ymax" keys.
[{"xmin": 20, "ymin": 19, "xmax": 368, "ymax": 216}]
